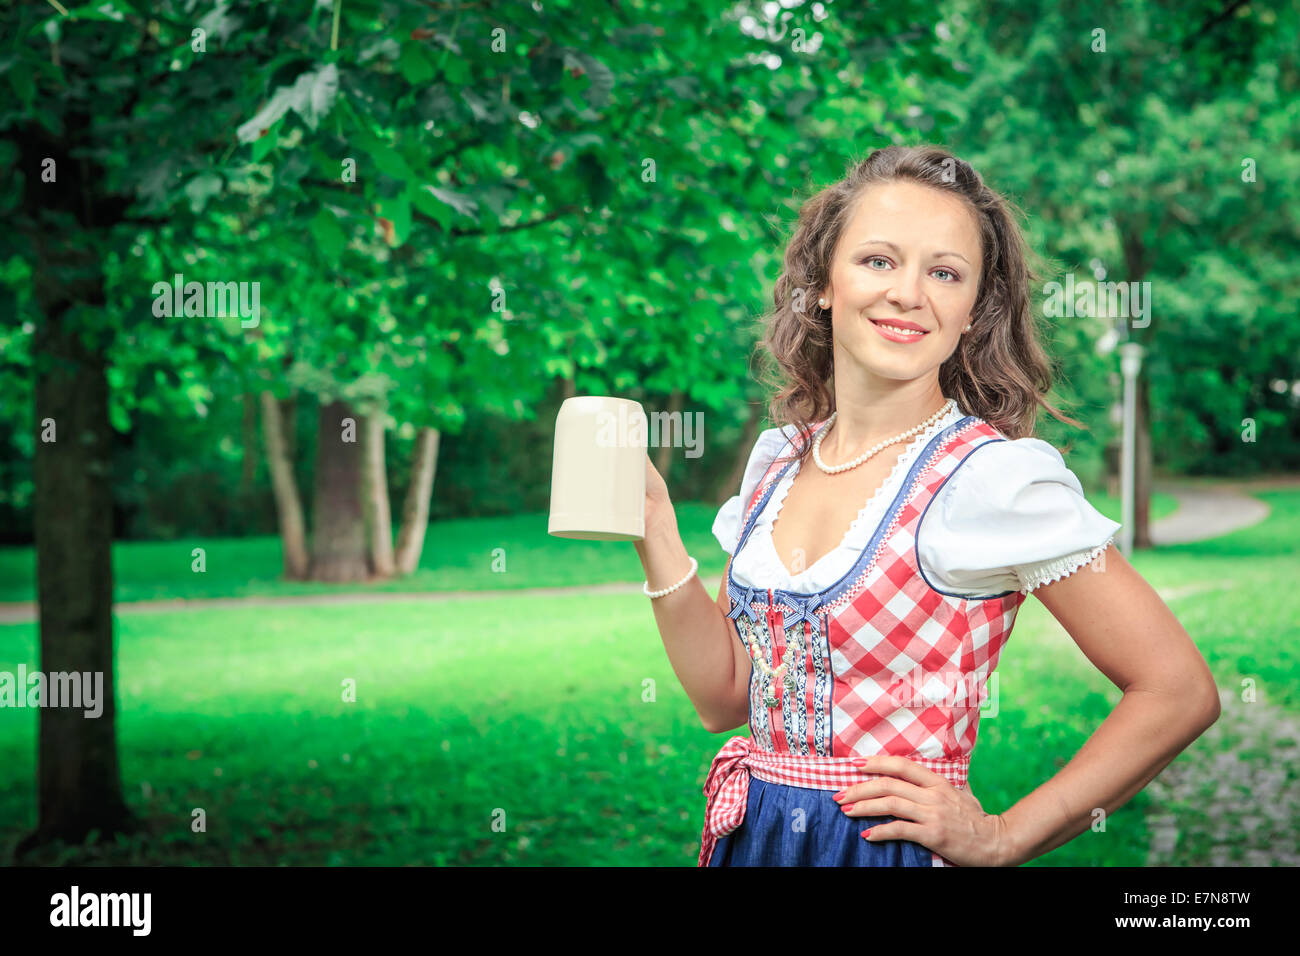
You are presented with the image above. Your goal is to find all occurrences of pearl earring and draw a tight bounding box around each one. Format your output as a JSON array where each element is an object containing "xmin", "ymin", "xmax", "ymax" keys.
[
  {"xmin": 963, "ymin": 323, "xmax": 972, "ymax": 331},
  {"xmin": 818, "ymin": 298, "xmax": 828, "ymax": 307}
]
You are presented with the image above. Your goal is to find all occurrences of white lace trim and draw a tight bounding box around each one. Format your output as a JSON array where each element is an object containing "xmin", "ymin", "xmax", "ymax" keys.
[
  {"xmin": 746, "ymin": 407, "xmax": 962, "ymax": 588},
  {"xmin": 1017, "ymin": 534, "xmax": 1116, "ymax": 594}
]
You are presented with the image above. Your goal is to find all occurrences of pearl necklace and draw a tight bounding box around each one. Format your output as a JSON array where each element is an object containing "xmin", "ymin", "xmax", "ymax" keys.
[{"xmin": 812, "ymin": 398, "xmax": 956, "ymax": 475}]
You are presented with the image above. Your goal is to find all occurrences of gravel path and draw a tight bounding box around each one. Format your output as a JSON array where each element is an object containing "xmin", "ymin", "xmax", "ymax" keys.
[{"xmin": 1144, "ymin": 687, "xmax": 1300, "ymax": 866}]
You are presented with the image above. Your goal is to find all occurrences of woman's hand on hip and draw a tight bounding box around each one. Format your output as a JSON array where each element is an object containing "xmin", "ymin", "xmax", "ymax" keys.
[{"xmin": 832, "ymin": 755, "xmax": 1015, "ymax": 866}]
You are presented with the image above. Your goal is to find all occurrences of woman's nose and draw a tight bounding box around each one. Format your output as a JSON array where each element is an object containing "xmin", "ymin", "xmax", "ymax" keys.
[{"xmin": 885, "ymin": 271, "xmax": 923, "ymax": 310}]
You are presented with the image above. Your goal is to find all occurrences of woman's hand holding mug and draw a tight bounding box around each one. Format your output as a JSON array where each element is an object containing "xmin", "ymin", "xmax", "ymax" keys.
[{"xmin": 643, "ymin": 452, "xmax": 674, "ymax": 532}]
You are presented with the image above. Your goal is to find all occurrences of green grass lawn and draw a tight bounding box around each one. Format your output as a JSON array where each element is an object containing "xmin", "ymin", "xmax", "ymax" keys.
[
  {"xmin": 0, "ymin": 488, "xmax": 1290, "ymax": 866},
  {"xmin": 1089, "ymin": 490, "xmax": 1179, "ymax": 525},
  {"xmin": 0, "ymin": 491, "xmax": 1180, "ymax": 605}
]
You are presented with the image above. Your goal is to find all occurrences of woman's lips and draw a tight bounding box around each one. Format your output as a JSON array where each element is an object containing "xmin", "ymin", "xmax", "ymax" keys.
[{"xmin": 869, "ymin": 319, "xmax": 930, "ymax": 343}]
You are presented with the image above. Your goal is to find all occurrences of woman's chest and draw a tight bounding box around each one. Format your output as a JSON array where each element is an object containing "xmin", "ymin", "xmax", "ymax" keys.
[{"xmin": 766, "ymin": 451, "xmax": 904, "ymax": 576}]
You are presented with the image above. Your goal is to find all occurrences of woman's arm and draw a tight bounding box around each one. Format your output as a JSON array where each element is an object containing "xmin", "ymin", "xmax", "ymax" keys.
[
  {"xmin": 994, "ymin": 544, "xmax": 1221, "ymax": 866},
  {"xmin": 635, "ymin": 453, "xmax": 750, "ymax": 733}
]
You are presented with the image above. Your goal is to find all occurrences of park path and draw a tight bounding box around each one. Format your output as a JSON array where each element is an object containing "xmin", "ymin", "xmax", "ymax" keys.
[
  {"xmin": 1149, "ymin": 482, "xmax": 1271, "ymax": 545},
  {"xmin": 1143, "ymin": 686, "xmax": 1300, "ymax": 866},
  {"xmin": 0, "ymin": 580, "xmax": 652, "ymax": 625}
]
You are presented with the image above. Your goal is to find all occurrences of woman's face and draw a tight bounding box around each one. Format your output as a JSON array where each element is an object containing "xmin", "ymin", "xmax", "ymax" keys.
[{"xmin": 821, "ymin": 180, "xmax": 983, "ymax": 386}]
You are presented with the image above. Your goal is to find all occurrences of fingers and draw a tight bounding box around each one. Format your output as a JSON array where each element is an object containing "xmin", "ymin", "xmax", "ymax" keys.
[
  {"xmin": 851, "ymin": 754, "xmax": 946, "ymax": 788},
  {"xmin": 860, "ymin": 819, "xmax": 926, "ymax": 844},
  {"xmin": 837, "ymin": 793, "xmax": 924, "ymax": 821},
  {"xmin": 833, "ymin": 776, "xmax": 928, "ymax": 811}
]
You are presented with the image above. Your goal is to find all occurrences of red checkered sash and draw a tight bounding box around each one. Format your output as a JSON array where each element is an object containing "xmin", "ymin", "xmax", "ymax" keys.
[{"xmin": 698, "ymin": 734, "xmax": 970, "ymax": 867}]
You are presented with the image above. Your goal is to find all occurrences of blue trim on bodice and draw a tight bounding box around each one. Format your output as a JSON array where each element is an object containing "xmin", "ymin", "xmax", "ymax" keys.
[{"xmin": 725, "ymin": 416, "xmax": 979, "ymax": 638}]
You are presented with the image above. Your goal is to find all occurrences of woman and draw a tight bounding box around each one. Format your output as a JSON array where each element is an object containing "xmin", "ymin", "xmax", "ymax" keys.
[{"xmin": 634, "ymin": 144, "xmax": 1219, "ymax": 867}]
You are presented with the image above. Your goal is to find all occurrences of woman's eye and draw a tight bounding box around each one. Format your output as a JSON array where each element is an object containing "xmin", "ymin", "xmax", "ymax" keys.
[{"xmin": 859, "ymin": 256, "xmax": 959, "ymax": 281}]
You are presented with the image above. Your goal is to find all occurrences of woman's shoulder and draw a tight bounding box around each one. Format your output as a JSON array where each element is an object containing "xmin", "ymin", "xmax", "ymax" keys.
[
  {"xmin": 711, "ymin": 423, "xmax": 803, "ymax": 555},
  {"xmin": 949, "ymin": 429, "xmax": 1080, "ymax": 493},
  {"xmin": 915, "ymin": 427, "xmax": 1120, "ymax": 598},
  {"xmin": 750, "ymin": 419, "xmax": 829, "ymax": 468}
]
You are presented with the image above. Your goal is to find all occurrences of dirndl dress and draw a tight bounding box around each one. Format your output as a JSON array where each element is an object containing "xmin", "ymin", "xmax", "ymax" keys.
[{"xmin": 700, "ymin": 414, "xmax": 1026, "ymax": 867}]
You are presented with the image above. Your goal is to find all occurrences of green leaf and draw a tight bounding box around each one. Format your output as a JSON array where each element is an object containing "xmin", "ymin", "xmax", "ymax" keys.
[
  {"xmin": 296, "ymin": 63, "xmax": 341, "ymax": 130},
  {"xmin": 664, "ymin": 76, "xmax": 699, "ymax": 101},
  {"xmin": 397, "ymin": 41, "xmax": 436, "ymax": 86},
  {"xmin": 108, "ymin": 400, "xmax": 130, "ymax": 434},
  {"xmin": 408, "ymin": 183, "xmax": 452, "ymax": 230},
  {"xmin": 369, "ymin": 141, "xmax": 415, "ymax": 181},
  {"xmin": 135, "ymin": 158, "xmax": 181, "ymax": 210},
  {"xmin": 310, "ymin": 208, "xmax": 350, "ymax": 260},
  {"xmin": 421, "ymin": 185, "xmax": 478, "ymax": 220},
  {"xmin": 564, "ymin": 51, "xmax": 615, "ymax": 108},
  {"xmin": 183, "ymin": 172, "xmax": 224, "ymax": 214},
  {"xmin": 66, "ymin": 2, "xmax": 125, "ymax": 20},
  {"xmin": 197, "ymin": 0, "xmax": 242, "ymax": 46},
  {"xmin": 345, "ymin": 122, "xmax": 415, "ymax": 181},
  {"xmin": 236, "ymin": 64, "xmax": 340, "ymax": 142},
  {"xmin": 237, "ymin": 86, "xmax": 298, "ymax": 143},
  {"xmin": 250, "ymin": 119, "xmax": 279, "ymax": 161},
  {"xmin": 376, "ymin": 196, "xmax": 411, "ymax": 246},
  {"xmin": 9, "ymin": 68, "xmax": 34, "ymax": 113},
  {"xmin": 359, "ymin": 36, "xmax": 401, "ymax": 64}
]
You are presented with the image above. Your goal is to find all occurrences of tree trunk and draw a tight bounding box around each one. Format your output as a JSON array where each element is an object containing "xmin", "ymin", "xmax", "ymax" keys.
[
  {"xmin": 15, "ymin": 100, "xmax": 136, "ymax": 854},
  {"xmin": 21, "ymin": 285, "xmax": 135, "ymax": 854},
  {"xmin": 1134, "ymin": 374, "xmax": 1154, "ymax": 549},
  {"xmin": 717, "ymin": 405, "xmax": 761, "ymax": 503},
  {"xmin": 310, "ymin": 399, "xmax": 370, "ymax": 582},
  {"xmin": 394, "ymin": 427, "xmax": 441, "ymax": 575},
  {"xmin": 653, "ymin": 390, "xmax": 683, "ymax": 482},
  {"xmin": 260, "ymin": 391, "xmax": 309, "ymax": 579},
  {"xmin": 362, "ymin": 412, "xmax": 395, "ymax": 578},
  {"xmin": 281, "ymin": 391, "xmax": 298, "ymax": 464},
  {"xmin": 240, "ymin": 391, "xmax": 258, "ymax": 496}
]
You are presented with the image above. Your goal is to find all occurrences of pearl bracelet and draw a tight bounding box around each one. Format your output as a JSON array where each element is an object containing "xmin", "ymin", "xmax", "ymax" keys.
[{"xmin": 643, "ymin": 555, "xmax": 698, "ymax": 599}]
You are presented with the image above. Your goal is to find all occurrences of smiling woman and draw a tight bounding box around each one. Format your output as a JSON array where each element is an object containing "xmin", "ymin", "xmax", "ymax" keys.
[{"xmin": 632, "ymin": 143, "xmax": 1220, "ymax": 868}]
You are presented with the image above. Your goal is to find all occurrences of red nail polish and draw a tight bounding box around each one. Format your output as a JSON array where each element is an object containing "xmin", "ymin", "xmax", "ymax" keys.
[{"xmin": 841, "ymin": 803, "xmax": 854, "ymax": 812}]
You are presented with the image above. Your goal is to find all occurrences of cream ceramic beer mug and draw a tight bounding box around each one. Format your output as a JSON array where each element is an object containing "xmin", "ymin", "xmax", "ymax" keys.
[{"xmin": 549, "ymin": 396, "xmax": 647, "ymax": 541}]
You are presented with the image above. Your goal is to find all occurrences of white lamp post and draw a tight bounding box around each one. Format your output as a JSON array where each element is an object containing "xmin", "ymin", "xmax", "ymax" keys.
[{"xmin": 1118, "ymin": 343, "xmax": 1144, "ymax": 558}]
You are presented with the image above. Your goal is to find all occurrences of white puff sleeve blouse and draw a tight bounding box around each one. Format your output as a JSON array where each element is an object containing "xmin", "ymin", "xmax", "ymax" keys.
[
  {"xmin": 711, "ymin": 412, "xmax": 1121, "ymax": 599},
  {"xmin": 710, "ymin": 423, "xmax": 806, "ymax": 559}
]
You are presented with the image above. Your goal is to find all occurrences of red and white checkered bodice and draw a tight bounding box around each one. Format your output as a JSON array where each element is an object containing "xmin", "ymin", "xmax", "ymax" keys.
[{"xmin": 700, "ymin": 414, "xmax": 1026, "ymax": 867}]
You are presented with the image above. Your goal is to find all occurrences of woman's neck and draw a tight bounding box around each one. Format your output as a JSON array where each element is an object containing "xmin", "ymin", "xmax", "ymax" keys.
[{"xmin": 822, "ymin": 386, "xmax": 951, "ymax": 460}]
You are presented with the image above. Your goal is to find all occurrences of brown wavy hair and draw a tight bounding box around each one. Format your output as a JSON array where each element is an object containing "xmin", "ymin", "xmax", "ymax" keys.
[{"xmin": 755, "ymin": 143, "xmax": 1082, "ymax": 467}]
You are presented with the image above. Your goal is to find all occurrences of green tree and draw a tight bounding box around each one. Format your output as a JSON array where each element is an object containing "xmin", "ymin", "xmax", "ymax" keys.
[
  {"xmin": 0, "ymin": 0, "xmax": 954, "ymax": 852},
  {"xmin": 934, "ymin": 0, "xmax": 1300, "ymax": 542}
]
